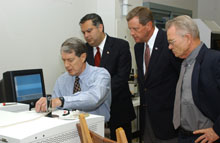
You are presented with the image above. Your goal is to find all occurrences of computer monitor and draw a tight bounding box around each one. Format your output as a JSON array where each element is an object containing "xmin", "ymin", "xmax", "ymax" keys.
[
  {"xmin": 211, "ymin": 33, "xmax": 220, "ymax": 51},
  {"xmin": 0, "ymin": 69, "xmax": 46, "ymax": 108}
]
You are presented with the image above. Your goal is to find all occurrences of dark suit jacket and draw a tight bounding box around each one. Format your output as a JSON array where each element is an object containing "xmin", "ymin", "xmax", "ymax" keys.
[
  {"xmin": 192, "ymin": 44, "xmax": 220, "ymax": 136},
  {"xmin": 86, "ymin": 35, "xmax": 136, "ymax": 127},
  {"xmin": 135, "ymin": 28, "xmax": 181, "ymax": 139}
]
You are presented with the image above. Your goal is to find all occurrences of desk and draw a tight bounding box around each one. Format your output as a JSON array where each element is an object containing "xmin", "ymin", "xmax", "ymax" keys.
[{"xmin": 0, "ymin": 110, "xmax": 104, "ymax": 143}]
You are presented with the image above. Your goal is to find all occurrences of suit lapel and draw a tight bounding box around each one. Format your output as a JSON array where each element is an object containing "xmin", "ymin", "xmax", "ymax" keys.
[
  {"xmin": 86, "ymin": 35, "xmax": 111, "ymax": 67},
  {"xmin": 192, "ymin": 45, "xmax": 206, "ymax": 105},
  {"xmin": 135, "ymin": 43, "xmax": 145, "ymax": 81},
  {"xmin": 86, "ymin": 43, "xmax": 95, "ymax": 66},
  {"xmin": 100, "ymin": 35, "xmax": 112, "ymax": 67},
  {"xmin": 146, "ymin": 29, "xmax": 164, "ymax": 79}
]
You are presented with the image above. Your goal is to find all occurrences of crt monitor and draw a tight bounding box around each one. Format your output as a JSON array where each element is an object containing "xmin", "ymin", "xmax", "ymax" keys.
[
  {"xmin": 211, "ymin": 33, "xmax": 220, "ymax": 51},
  {"xmin": 0, "ymin": 69, "xmax": 46, "ymax": 108}
]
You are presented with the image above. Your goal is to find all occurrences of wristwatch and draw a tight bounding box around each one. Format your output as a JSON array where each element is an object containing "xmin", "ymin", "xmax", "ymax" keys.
[{"xmin": 59, "ymin": 97, "xmax": 65, "ymax": 107}]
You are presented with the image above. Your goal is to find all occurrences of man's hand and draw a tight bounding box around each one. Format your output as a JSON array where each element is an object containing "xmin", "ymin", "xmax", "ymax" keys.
[
  {"xmin": 35, "ymin": 97, "xmax": 47, "ymax": 112},
  {"xmin": 35, "ymin": 97, "xmax": 62, "ymax": 112},
  {"xmin": 194, "ymin": 128, "xmax": 219, "ymax": 143}
]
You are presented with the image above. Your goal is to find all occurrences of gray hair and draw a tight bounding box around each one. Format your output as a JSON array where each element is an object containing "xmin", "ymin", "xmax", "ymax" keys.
[
  {"xmin": 165, "ymin": 15, "xmax": 200, "ymax": 39},
  {"xmin": 61, "ymin": 37, "xmax": 87, "ymax": 57}
]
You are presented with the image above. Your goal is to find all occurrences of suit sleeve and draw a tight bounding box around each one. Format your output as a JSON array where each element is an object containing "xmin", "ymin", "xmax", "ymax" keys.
[
  {"xmin": 213, "ymin": 57, "xmax": 220, "ymax": 136},
  {"xmin": 111, "ymin": 40, "xmax": 131, "ymax": 99}
]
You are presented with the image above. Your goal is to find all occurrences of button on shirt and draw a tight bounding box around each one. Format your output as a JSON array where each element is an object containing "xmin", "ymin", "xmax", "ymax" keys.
[
  {"xmin": 181, "ymin": 42, "xmax": 213, "ymax": 131},
  {"xmin": 52, "ymin": 62, "xmax": 111, "ymax": 122}
]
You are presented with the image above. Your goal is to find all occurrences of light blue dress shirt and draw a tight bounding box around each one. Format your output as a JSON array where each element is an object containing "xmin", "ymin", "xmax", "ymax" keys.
[{"xmin": 52, "ymin": 63, "xmax": 111, "ymax": 122}]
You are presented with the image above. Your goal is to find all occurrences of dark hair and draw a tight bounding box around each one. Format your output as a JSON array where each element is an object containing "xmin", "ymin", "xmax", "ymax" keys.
[
  {"xmin": 79, "ymin": 13, "xmax": 104, "ymax": 32},
  {"xmin": 61, "ymin": 37, "xmax": 87, "ymax": 57},
  {"xmin": 126, "ymin": 6, "xmax": 154, "ymax": 26}
]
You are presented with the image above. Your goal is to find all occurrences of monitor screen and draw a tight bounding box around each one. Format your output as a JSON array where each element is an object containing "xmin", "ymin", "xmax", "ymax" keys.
[
  {"xmin": 0, "ymin": 69, "xmax": 46, "ymax": 108},
  {"xmin": 14, "ymin": 74, "xmax": 43, "ymax": 102}
]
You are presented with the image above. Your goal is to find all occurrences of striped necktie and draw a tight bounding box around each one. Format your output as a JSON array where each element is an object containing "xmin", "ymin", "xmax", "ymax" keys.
[{"xmin": 73, "ymin": 76, "xmax": 81, "ymax": 93}]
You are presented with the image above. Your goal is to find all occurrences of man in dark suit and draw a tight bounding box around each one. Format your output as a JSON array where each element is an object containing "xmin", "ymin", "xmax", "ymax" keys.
[
  {"xmin": 79, "ymin": 13, "xmax": 136, "ymax": 142},
  {"xmin": 126, "ymin": 7, "xmax": 181, "ymax": 143},
  {"xmin": 166, "ymin": 15, "xmax": 220, "ymax": 143}
]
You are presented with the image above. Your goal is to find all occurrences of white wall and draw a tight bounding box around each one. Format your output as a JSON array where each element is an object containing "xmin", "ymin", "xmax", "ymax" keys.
[
  {"xmin": 0, "ymin": 0, "xmax": 115, "ymax": 94},
  {"xmin": 197, "ymin": 0, "xmax": 220, "ymax": 26},
  {"xmin": 97, "ymin": 0, "xmax": 116, "ymax": 36}
]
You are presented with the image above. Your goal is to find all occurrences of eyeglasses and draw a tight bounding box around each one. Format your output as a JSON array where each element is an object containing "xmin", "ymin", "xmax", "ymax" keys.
[{"xmin": 168, "ymin": 39, "xmax": 176, "ymax": 46}]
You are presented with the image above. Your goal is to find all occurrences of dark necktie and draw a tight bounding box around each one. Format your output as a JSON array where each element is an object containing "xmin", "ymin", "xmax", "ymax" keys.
[
  {"xmin": 144, "ymin": 44, "xmax": 150, "ymax": 77},
  {"xmin": 94, "ymin": 47, "xmax": 101, "ymax": 67},
  {"xmin": 173, "ymin": 63, "xmax": 187, "ymax": 129},
  {"xmin": 73, "ymin": 76, "xmax": 81, "ymax": 94}
]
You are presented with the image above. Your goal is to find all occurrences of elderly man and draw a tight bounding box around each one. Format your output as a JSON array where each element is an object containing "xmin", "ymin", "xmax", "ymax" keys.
[
  {"xmin": 35, "ymin": 37, "xmax": 111, "ymax": 122},
  {"xmin": 166, "ymin": 15, "xmax": 220, "ymax": 143}
]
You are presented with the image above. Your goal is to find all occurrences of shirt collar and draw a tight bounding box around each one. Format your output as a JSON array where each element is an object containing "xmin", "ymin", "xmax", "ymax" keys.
[
  {"xmin": 77, "ymin": 62, "xmax": 90, "ymax": 80},
  {"xmin": 184, "ymin": 42, "xmax": 203, "ymax": 66},
  {"xmin": 146, "ymin": 26, "xmax": 159, "ymax": 49},
  {"xmin": 94, "ymin": 34, "xmax": 107, "ymax": 51}
]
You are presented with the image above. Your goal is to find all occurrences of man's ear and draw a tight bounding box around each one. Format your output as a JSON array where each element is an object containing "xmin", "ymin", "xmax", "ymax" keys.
[
  {"xmin": 98, "ymin": 24, "xmax": 104, "ymax": 32},
  {"xmin": 146, "ymin": 21, "xmax": 153, "ymax": 31},
  {"xmin": 185, "ymin": 33, "xmax": 192, "ymax": 45},
  {"xmin": 80, "ymin": 53, "xmax": 87, "ymax": 63}
]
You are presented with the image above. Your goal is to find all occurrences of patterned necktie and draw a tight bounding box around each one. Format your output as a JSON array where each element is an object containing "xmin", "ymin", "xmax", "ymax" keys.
[
  {"xmin": 94, "ymin": 47, "xmax": 101, "ymax": 67},
  {"xmin": 73, "ymin": 76, "xmax": 81, "ymax": 94},
  {"xmin": 173, "ymin": 63, "xmax": 187, "ymax": 129},
  {"xmin": 144, "ymin": 44, "xmax": 150, "ymax": 77}
]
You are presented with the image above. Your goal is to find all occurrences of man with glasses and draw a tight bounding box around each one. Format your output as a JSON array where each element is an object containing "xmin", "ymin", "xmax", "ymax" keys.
[{"xmin": 166, "ymin": 15, "xmax": 220, "ymax": 143}]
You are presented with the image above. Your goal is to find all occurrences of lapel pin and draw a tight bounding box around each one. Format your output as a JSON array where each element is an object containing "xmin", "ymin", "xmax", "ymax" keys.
[
  {"xmin": 107, "ymin": 51, "xmax": 110, "ymax": 54},
  {"xmin": 155, "ymin": 47, "xmax": 158, "ymax": 50}
]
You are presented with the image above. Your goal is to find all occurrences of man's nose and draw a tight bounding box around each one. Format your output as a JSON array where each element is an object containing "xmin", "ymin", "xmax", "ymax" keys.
[
  {"xmin": 64, "ymin": 61, "xmax": 69, "ymax": 68},
  {"xmin": 84, "ymin": 32, "xmax": 89, "ymax": 38},
  {"xmin": 168, "ymin": 44, "xmax": 173, "ymax": 50},
  {"xmin": 130, "ymin": 30, "xmax": 135, "ymax": 36}
]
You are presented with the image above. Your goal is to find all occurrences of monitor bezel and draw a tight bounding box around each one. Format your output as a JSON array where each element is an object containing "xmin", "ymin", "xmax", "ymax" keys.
[
  {"xmin": 2, "ymin": 69, "xmax": 46, "ymax": 108},
  {"xmin": 211, "ymin": 33, "xmax": 220, "ymax": 51}
]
